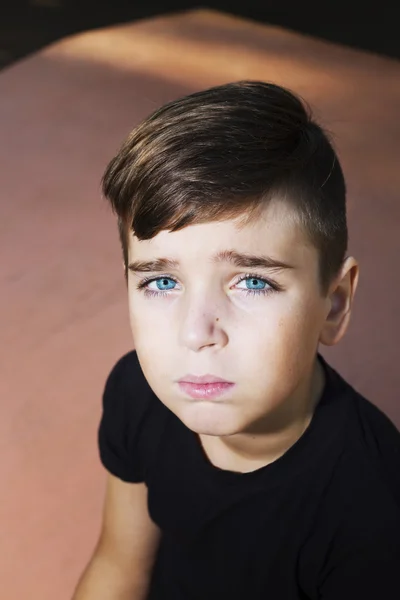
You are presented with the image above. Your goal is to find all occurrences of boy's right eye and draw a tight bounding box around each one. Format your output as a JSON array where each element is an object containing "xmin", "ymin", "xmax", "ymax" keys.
[{"xmin": 146, "ymin": 277, "xmax": 178, "ymax": 291}]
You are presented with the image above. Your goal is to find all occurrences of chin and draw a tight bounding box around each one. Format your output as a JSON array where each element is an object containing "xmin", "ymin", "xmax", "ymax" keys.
[{"xmin": 178, "ymin": 405, "xmax": 241, "ymax": 437}]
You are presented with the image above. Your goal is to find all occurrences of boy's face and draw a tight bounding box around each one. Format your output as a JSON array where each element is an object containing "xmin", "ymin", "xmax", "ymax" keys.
[{"xmin": 126, "ymin": 202, "xmax": 353, "ymax": 437}]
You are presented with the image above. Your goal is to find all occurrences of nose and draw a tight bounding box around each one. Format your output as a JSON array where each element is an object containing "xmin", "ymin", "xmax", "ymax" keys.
[{"xmin": 178, "ymin": 296, "xmax": 228, "ymax": 352}]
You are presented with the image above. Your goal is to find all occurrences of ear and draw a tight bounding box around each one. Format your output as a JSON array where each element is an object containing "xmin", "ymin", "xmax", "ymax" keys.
[{"xmin": 319, "ymin": 257, "xmax": 359, "ymax": 346}]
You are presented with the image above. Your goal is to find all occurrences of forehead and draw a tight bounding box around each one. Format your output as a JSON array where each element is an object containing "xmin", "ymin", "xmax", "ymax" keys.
[{"xmin": 128, "ymin": 202, "xmax": 315, "ymax": 268}]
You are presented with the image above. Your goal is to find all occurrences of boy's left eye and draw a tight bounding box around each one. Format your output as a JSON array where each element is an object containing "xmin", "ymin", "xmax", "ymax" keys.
[
  {"xmin": 136, "ymin": 273, "xmax": 280, "ymax": 298},
  {"xmin": 236, "ymin": 275, "xmax": 271, "ymax": 292}
]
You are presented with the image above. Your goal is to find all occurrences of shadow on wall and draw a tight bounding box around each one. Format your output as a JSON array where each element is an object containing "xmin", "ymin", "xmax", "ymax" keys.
[{"xmin": 0, "ymin": 0, "xmax": 399, "ymax": 70}]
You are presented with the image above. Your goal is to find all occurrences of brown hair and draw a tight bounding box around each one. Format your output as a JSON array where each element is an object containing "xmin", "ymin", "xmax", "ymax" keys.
[{"xmin": 102, "ymin": 80, "xmax": 347, "ymax": 294}]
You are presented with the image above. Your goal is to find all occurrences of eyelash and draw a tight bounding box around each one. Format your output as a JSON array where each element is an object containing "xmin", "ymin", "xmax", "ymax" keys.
[{"xmin": 135, "ymin": 273, "xmax": 281, "ymax": 299}]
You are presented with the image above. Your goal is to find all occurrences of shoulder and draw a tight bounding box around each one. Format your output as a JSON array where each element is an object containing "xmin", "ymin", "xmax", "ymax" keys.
[
  {"xmin": 102, "ymin": 349, "xmax": 161, "ymax": 414},
  {"xmin": 343, "ymin": 384, "xmax": 400, "ymax": 502},
  {"xmin": 104, "ymin": 349, "xmax": 149, "ymax": 395},
  {"xmin": 349, "ymin": 376, "xmax": 400, "ymax": 438},
  {"xmin": 98, "ymin": 350, "xmax": 166, "ymax": 483},
  {"xmin": 299, "ymin": 364, "xmax": 400, "ymax": 596},
  {"xmin": 323, "ymin": 360, "xmax": 400, "ymax": 486},
  {"xmin": 315, "ymin": 429, "xmax": 400, "ymax": 599},
  {"xmin": 101, "ymin": 349, "xmax": 163, "ymax": 430},
  {"xmin": 315, "ymin": 378, "xmax": 400, "ymax": 539}
]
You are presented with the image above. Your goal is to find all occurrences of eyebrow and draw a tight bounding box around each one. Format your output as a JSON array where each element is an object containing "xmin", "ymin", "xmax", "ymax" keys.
[{"xmin": 128, "ymin": 249, "xmax": 295, "ymax": 273}]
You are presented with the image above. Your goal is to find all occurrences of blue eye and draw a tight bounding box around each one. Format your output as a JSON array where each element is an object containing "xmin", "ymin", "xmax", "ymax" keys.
[
  {"xmin": 152, "ymin": 277, "xmax": 176, "ymax": 291},
  {"xmin": 235, "ymin": 275, "xmax": 274, "ymax": 297},
  {"xmin": 242, "ymin": 277, "xmax": 267, "ymax": 290},
  {"xmin": 136, "ymin": 273, "xmax": 279, "ymax": 298},
  {"xmin": 137, "ymin": 276, "xmax": 178, "ymax": 297}
]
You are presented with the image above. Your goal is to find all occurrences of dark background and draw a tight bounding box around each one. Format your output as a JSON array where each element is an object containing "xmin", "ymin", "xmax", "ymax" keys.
[{"xmin": 1, "ymin": 0, "xmax": 399, "ymax": 70}]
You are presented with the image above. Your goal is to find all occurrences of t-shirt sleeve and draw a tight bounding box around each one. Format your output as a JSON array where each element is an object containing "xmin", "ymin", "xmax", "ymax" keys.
[{"xmin": 98, "ymin": 351, "xmax": 151, "ymax": 483}]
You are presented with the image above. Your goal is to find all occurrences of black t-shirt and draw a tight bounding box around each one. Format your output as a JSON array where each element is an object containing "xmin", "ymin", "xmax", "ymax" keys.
[{"xmin": 98, "ymin": 350, "xmax": 400, "ymax": 600}]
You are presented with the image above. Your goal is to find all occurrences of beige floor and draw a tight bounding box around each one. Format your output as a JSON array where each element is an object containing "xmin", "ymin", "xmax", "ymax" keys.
[{"xmin": 1, "ymin": 9, "xmax": 399, "ymax": 600}]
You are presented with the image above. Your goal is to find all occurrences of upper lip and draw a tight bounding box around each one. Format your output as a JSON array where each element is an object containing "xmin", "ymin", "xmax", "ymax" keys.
[{"xmin": 178, "ymin": 374, "xmax": 233, "ymax": 384}]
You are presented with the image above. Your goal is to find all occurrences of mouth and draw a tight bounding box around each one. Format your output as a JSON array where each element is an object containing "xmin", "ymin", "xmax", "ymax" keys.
[
  {"xmin": 177, "ymin": 381, "xmax": 235, "ymax": 400},
  {"xmin": 178, "ymin": 373, "xmax": 233, "ymax": 384}
]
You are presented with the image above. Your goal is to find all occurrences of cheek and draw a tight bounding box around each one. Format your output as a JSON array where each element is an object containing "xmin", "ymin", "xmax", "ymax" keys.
[
  {"xmin": 246, "ymin": 296, "xmax": 323, "ymax": 366},
  {"xmin": 128, "ymin": 292, "xmax": 159, "ymax": 330},
  {"xmin": 128, "ymin": 298, "xmax": 172, "ymax": 362}
]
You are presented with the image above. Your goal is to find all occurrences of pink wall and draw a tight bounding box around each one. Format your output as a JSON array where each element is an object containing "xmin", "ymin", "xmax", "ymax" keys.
[{"xmin": 1, "ymin": 10, "xmax": 399, "ymax": 599}]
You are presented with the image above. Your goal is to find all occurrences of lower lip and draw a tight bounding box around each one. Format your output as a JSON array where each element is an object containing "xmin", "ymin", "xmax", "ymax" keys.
[{"xmin": 178, "ymin": 382, "xmax": 235, "ymax": 399}]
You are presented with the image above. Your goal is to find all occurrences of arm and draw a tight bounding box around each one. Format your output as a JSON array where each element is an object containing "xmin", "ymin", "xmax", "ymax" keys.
[{"xmin": 72, "ymin": 473, "xmax": 161, "ymax": 600}]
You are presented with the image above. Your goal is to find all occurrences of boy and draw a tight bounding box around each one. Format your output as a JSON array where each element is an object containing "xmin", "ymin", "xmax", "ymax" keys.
[{"xmin": 72, "ymin": 81, "xmax": 400, "ymax": 600}]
